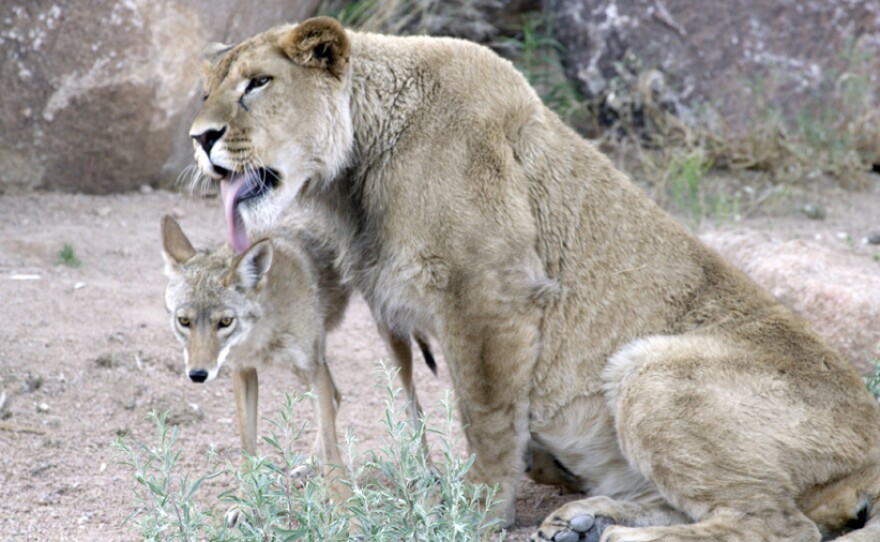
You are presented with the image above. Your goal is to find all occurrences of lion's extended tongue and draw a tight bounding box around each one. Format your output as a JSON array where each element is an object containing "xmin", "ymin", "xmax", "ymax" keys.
[{"xmin": 220, "ymin": 176, "xmax": 251, "ymax": 255}]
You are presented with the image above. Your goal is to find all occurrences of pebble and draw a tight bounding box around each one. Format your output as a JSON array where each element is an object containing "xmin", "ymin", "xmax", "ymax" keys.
[
  {"xmin": 30, "ymin": 462, "xmax": 52, "ymax": 476},
  {"xmin": 36, "ymin": 402, "xmax": 50, "ymax": 413},
  {"xmin": 801, "ymin": 204, "xmax": 825, "ymax": 220},
  {"xmin": 867, "ymin": 232, "xmax": 880, "ymax": 245}
]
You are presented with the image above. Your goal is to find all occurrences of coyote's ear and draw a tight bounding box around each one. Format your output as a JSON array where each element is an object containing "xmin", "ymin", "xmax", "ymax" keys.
[
  {"xmin": 161, "ymin": 215, "xmax": 197, "ymax": 274},
  {"xmin": 279, "ymin": 17, "xmax": 350, "ymax": 78},
  {"xmin": 229, "ymin": 239, "xmax": 273, "ymax": 290}
]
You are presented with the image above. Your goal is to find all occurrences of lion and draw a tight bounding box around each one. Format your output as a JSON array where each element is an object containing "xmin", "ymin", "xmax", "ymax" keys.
[{"xmin": 187, "ymin": 16, "xmax": 880, "ymax": 541}]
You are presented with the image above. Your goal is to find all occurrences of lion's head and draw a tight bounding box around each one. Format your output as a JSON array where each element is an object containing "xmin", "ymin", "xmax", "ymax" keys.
[{"xmin": 189, "ymin": 17, "xmax": 353, "ymax": 253}]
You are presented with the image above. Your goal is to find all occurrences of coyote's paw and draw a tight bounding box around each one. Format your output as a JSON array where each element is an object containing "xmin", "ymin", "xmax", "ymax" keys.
[{"xmin": 225, "ymin": 506, "xmax": 243, "ymax": 528}]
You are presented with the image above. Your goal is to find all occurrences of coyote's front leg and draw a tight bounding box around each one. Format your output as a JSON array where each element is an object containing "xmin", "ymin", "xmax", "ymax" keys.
[{"xmin": 226, "ymin": 366, "xmax": 259, "ymax": 526}]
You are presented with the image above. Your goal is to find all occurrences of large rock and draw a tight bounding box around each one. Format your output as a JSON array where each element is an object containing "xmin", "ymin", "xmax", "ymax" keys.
[
  {"xmin": 0, "ymin": 0, "xmax": 317, "ymax": 194},
  {"xmin": 552, "ymin": 0, "xmax": 880, "ymax": 131},
  {"xmin": 702, "ymin": 229, "xmax": 880, "ymax": 375}
]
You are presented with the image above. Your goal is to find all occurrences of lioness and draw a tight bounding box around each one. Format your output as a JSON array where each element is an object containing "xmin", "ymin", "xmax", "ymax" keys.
[
  {"xmin": 161, "ymin": 214, "xmax": 435, "ymax": 509},
  {"xmin": 187, "ymin": 17, "xmax": 880, "ymax": 541}
]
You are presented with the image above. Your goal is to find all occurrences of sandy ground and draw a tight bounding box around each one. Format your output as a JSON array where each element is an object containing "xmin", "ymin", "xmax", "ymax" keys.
[{"xmin": 0, "ymin": 179, "xmax": 878, "ymax": 541}]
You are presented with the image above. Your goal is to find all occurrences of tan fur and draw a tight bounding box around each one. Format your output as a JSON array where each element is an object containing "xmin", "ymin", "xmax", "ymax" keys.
[
  {"xmin": 161, "ymin": 214, "xmax": 432, "ymax": 515},
  {"xmin": 188, "ymin": 18, "xmax": 880, "ymax": 539}
]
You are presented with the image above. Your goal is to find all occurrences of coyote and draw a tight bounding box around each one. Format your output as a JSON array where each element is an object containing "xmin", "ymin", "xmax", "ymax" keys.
[{"xmin": 161, "ymin": 215, "xmax": 435, "ymax": 507}]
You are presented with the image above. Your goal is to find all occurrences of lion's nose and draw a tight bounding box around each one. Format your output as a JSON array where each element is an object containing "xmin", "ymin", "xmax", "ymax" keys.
[
  {"xmin": 189, "ymin": 369, "xmax": 209, "ymax": 383},
  {"xmin": 192, "ymin": 126, "xmax": 226, "ymax": 155}
]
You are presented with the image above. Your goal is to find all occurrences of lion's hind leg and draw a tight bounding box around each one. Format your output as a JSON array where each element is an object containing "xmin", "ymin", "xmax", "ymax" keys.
[{"xmin": 589, "ymin": 334, "xmax": 834, "ymax": 541}]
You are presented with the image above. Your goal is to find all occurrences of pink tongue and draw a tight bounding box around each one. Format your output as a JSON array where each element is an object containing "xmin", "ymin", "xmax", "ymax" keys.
[{"xmin": 220, "ymin": 175, "xmax": 251, "ymax": 255}]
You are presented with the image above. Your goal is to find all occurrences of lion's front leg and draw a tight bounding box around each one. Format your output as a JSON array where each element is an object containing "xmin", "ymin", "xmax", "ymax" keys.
[
  {"xmin": 440, "ymin": 306, "xmax": 542, "ymax": 528},
  {"xmin": 531, "ymin": 496, "xmax": 688, "ymax": 542}
]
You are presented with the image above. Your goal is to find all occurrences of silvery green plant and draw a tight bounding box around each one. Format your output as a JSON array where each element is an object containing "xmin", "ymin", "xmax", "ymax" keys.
[{"xmin": 114, "ymin": 368, "xmax": 504, "ymax": 541}]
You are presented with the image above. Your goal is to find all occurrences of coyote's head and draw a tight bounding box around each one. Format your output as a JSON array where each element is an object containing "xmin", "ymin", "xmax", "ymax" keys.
[{"xmin": 160, "ymin": 216, "xmax": 273, "ymax": 383}]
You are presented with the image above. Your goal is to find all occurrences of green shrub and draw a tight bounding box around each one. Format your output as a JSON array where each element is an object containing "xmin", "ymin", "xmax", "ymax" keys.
[
  {"xmin": 58, "ymin": 243, "xmax": 81, "ymax": 268},
  {"xmin": 867, "ymin": 348, "xmax": 880, "ymax": 400},
  {"xmin": 114, "ymin": 370, "xmax": 503, "ymax": 541}
]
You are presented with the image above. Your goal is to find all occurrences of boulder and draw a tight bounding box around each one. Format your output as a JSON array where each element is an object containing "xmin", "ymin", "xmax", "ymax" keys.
[
  {"xmin": 552, "ymin": 0, "xmax": 880, "ymax": 132},
  {"xmin": 0, "ymin": 0, "xmax": 317, "ymax": 194},
  {"xmin": 702, "ymin": 229, "xmax": 880, "ymax": 375}
]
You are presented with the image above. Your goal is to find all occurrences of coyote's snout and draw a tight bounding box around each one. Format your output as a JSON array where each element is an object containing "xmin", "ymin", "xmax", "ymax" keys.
[{"xmin": 188, "ymin": 369, "xmax": 209, "ymax": 383}]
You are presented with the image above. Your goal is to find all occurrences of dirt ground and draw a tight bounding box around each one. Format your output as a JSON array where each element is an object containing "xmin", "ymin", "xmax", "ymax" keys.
[{"xmin": 1, "ymin": 178, "xmax": 879, "ymax": 541}]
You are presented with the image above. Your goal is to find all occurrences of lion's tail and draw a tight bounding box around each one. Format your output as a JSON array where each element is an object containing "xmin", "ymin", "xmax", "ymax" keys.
[{"xmin": 414, "ymin": 333, "xmax": 437, "ymax": 376}]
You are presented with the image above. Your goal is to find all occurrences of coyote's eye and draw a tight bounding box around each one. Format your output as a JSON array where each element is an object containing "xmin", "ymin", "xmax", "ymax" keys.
[
  {"xmin": 218, "ymin": 316, "xmax": 234, "ymax": 328},
  {"xmin": 178, "ymin": 316, "xmax": 191, "ymax": 328}
]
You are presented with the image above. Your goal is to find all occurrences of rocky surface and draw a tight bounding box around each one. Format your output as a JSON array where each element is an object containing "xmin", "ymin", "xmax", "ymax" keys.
[
  {"xmin": 0, "ymin": 0, "xmax": 317, "ymax": 194},
  {"xmin": 552, "ymin": 0, "xmax": 880, "ymax": 131},
  {"xmin": 702, "ymin": 229, "xmax": 880, "ymax": 374}
]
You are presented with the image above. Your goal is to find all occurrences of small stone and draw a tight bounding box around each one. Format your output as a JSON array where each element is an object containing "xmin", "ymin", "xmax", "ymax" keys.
[
  {"xmin": 569, "ymin": 514, "xmax": 595, "ymax": 533},
  {"xmin": 23, "ymin": 375, "xmax": 43, "ymax": 393},
  {"xmin": 867, "ymin": 232, "xmax": 880, "ymax": 245},
  {"xmin": 139, "ymin": 184, "xmax": 154, "ymax": 194},
  {"xmin": 30, "ymin": 462, "xmax": 52, "ymax": 476},
  {"xmin": 94, "ymin": 354, "xmax": 115, "ymax": 369},
  {"xmin": 36, "ymin": 402, "xmax": 50, "ymax": 413},
  {"xmin": 108, "ymin": 332, "xmax": 128, "ymax": 345},
  {"xmin": 73, "ymin": 282, "xmax": 86, "ymax": 290},
  {"xmin": 801, "ymin": 204, "xmax": 825, "ymax": 220}
]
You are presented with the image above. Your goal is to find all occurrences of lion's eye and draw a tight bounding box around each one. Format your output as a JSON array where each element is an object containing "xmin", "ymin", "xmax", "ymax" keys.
[
  {"xmin": 245, "ymin": 76, "xmax": 272, "ymax": 93},
  {"xmin": 178, "ymin": 316, "xmax": 191, "ymax": 328},
  {"xmin": 218, "ymin": 316, "xmax": 234, "ymax": 329}
]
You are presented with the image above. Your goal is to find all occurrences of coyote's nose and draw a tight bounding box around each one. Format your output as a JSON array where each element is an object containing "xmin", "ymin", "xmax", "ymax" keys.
[
  {"xmin": 189, "ymin": 369, "xmax": 209, "ymax": 383},
  {"xmin": 192, "ymin": 126, "xmax": 226, "ymax": 155}
]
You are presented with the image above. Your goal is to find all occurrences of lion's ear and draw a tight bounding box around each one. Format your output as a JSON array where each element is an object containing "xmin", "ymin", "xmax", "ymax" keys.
[
  {"xmin": 200, "ymin": 42, "xmax": 232, "ymax": 80},
  {"xmin": 279, "ymin": 17, "xmax": 350, "ymax": 78}
]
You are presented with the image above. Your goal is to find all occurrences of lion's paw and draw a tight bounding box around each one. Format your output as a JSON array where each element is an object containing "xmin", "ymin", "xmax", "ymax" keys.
[{"xmin": 531, "ymin": 512, "xmax": 615, "ymax": 542}]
